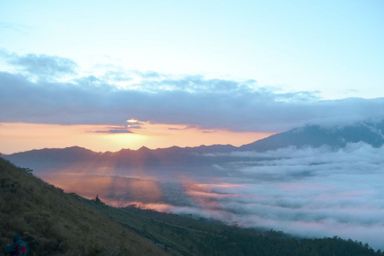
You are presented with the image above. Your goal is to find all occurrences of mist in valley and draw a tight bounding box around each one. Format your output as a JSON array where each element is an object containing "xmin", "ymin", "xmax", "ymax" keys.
[{"xmin": 33, "ymin": 143, "xmax": 384, "ymax": 249}]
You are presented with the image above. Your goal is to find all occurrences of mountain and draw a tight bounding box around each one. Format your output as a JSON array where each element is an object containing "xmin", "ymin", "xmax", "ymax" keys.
[
  {"xmin": 3, "ymin": 145, "xmax": 237, "ymax": 177},
  {"xmin": 4, "ymin": 119, "xmax": 384, "ymax": 175},
  {"xmin": 1, "ymin": 158, "xmax": 382, "ymax": 256},
  {"xmin": 3, "ymin": 146, "xmax": 98, "ymax": 170},
  {"xmin": 240, "ymin": 119, "xmax": 384, "ymax": 151}
]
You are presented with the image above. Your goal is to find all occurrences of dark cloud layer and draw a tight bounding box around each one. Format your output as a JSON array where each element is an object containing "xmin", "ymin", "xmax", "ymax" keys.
[
  {"xmin": 1, "ymin": 52, "xmax": 384, "ymax": 132},
  {"xmin": 91, "ymin": 126, "xmax": 134, "ymax": 134}
]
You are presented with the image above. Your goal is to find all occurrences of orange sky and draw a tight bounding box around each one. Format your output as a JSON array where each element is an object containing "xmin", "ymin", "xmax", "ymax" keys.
[{"xmin": 0, "ymin": 122, "xmax": 273, "ymax": 154}]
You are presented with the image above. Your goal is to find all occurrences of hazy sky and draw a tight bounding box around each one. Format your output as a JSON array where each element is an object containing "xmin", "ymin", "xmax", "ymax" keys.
[
  {"xmin": 0, "ymin": 0, "xmax": 383, "ymax": 152},
  {"xmin": 1, "ymin": 0, "xmax": 383, "ymax": 98}
]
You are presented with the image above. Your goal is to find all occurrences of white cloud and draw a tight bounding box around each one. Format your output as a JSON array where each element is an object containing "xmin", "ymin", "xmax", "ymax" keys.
[
  {"xmin": 0, "ymin": 50, "xmax": 77, "ymax": 80},
  {"xmin": 169, "ymin": 143, "xmax": 384, "ymax": 249},
  {"xmin": 30, "ymin": 142, "xmax": 384, "ymax": 249},
  {"xmin": 1, "ymin": 71, "xmax": 384, "ymax": 132}
]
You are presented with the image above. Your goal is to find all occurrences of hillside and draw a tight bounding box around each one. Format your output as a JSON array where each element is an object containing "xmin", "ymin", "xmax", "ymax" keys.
[
  {"xmin": 1, "ymin": 158, "xmax": 383, "ymax": 256},
  {"xmin": 0, "ymin": 158, "xmax": 168, "ymax": 256},
  {"xmin": 91, "ymin": 203, "xmax": 384, "ymax": 256}
]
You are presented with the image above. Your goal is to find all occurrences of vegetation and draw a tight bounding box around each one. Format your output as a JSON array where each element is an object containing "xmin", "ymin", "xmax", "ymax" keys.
[
  {"xmin": 94, "ymin": 205, "xmax": 384, "ymax": 256},
  {"xmin": 1, "ymin": 157, "xmax": 383, "ymax": 256},
  {"xmin": 0, "ymin": 158, "xmax": 167, "ymax": 256}
]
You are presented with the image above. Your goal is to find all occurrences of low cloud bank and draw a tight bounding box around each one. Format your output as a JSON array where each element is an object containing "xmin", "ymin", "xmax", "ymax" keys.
[
  {"xmin": 156, "ymin": 143, "xmax": 384, "ymax": 249},
  {"xmin": 41, "ymin": 143, "xmax": 384, "ymax": 249},
  {"xmin": 1, "ymin": 51, "xmax": 384, "ymax": 132},
  {"xmin": 202, "ymin": 144, "xmax": 384, "ymax": 248}
]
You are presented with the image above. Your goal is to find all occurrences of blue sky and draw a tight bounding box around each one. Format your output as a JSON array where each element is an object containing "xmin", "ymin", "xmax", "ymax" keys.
[
  {"xmin": 0, "ymin": 0, "xmax": 384, "ymax": 153},
  {"xmin": 1, "ymin": 0, "xmax": 383, "ymax": 99}
]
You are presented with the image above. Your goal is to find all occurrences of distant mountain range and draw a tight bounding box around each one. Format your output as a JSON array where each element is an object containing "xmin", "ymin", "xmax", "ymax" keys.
[{"xmin": 4, "ymin": 119, "xmax": 384, "ymax": 175}]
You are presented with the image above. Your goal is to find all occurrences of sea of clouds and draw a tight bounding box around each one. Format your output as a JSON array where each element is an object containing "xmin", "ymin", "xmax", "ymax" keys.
[
  {"xmin": 158, "ymin": 143, "xmax": 384, "ymax": 249},
  {"xmin": 40, "ymin": 142, "xmax": 384, "ymax": 249}
]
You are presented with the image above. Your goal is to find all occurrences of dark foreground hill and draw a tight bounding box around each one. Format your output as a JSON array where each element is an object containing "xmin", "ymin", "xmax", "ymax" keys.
[
  {"xmin": 0, "ymin": 158, "xmax": 167, "ymax": 256},
  {"xmin": 1, "ymin": 158, "xmax": 383, "ymax": 256}
]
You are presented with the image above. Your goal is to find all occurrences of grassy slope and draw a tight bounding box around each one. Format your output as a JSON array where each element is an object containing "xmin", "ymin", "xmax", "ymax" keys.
[
  {"xmin": 93, "ymin": 198, "xmax": 384, "ymax": 256},
  {"xmin": 0, "ymin": 158, "xmax": 168, "ymax": 256},
  {"xmin": 1, "ymin": 157, "xmax": 383, "ymax": 256}
]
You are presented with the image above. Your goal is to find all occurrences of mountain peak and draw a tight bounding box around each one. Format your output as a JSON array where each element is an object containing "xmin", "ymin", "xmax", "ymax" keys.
[
  {"xmin": 241, "ymin": 119, "xmax": 384, "ymax": 151},
  {"xmin": 138, "ymin": 146, "xmax": 151, "ymax": 151}
]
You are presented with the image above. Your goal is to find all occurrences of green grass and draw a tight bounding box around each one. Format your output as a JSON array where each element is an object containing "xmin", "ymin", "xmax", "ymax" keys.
[{"xmin": 0, "ymin": 158, "xmax": 168, "ymax": 256}]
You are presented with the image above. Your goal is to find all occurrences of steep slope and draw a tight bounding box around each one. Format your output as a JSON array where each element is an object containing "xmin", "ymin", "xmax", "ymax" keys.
[
  {"xmin": 91, "ymin": 205, "xmax": 383, "ymax": 256},
  {"xmin": 0, "ymin": 158, "xmax": 168, "ymax": 256},
  {"xmin": 240, "ymin": 119, "xmax": 384, "ymax": 151}
]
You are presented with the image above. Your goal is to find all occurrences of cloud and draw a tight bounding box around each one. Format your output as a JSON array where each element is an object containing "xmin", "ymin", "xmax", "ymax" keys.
[
  {"xmin": 0, "ymin": 52, "xmax": 384, "ymax": 132},
  {"xmin": 87, "ymin": 143, "xmax": 381, "ymax": 248},
  {"xmin": 82, "ymin": 143, "xmax": 384, "ymax": 248},
  {"xmin": 1, "ymin": 50, "xmax": 77, "ymax": 79},
  {"xmin": 176, "ymin": 143, "xmax": 384, "ymax": 249},
  {"xmin": 126, "ymin": 119, "xmax": 145, "ymax": 129},
  {"xmin": 91, "ymin": 126, "xmax": 134, "ymax": 134},
  {"xmin": 35, "ymin": 142, "xmax": 384, "ymax": 249},
  {"xmin": 89, "ymin": 120, "xmax": 146, "ymax": 134}
]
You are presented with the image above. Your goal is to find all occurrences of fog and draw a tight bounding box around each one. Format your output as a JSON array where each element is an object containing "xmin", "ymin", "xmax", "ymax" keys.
[{"xmin": 42, "ymin": 143, "xmax": 384, "ymax": 249}]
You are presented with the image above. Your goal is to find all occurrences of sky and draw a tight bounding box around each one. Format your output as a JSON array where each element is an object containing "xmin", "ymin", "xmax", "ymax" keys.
[
  {"xmin": 2, "ymin": 1, "xmax": 384, "ymax": 248},
  {"xmin": 0, "ymin": 0, "xmax": 384, "ymax": 153}
]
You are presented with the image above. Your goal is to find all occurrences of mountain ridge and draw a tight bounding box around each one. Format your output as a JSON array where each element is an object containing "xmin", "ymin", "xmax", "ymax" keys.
[
  {"xmin": 5, "ymin": 119, "xmax": 384, "ymax": 157},
  {"xmin": 240, "ymin": 119, "xmax": 384, "ymax": 151},
  {"xmin": 3, "ymin": 119, "xmax": 384, "ymax": 177}
]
